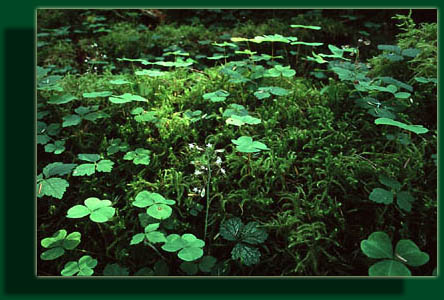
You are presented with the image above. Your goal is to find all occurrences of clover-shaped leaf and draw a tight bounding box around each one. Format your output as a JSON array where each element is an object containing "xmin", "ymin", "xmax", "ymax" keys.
[
  {"xmin": 226, "ymin": 115, "xmax": 261, "ymax": 126},
  {"xmin": 109, "ymin": 93, "xmax": 148, "ymax": 104},
  {"xmin": 361, "ymin": 231, "xmax": 393, "ymax": 259},
  {"xmin": 369, "ymin": 188, "xmax": 394, "ymax": 205},
  {"xmin": 107, "ymin": 138, "xmax": 129, "ymax": 155},
  {"xmin": 231, "ymin": 136, "xmax": 269, "ymax": 153},
  {"xmin": 161, "ymin": 233, "xmax": 205, "ymax": 262},
  {"xmin": 203, "ymin": 90, "xmax": 230, "ymax": 102},
  {"xmin": 264, "ymin": 65, "xmax": 296, "ymax": 78},
  {"xmin": 378, "ymin": 175, "xmax": 402, "ymax": 192},
  {"xmin": 67, "ymin": 197, "xmax": 116, "ymax": 223},
  {"xmin": 396, "ymin": 191, "xmax": 415, "ymax": 213},
  {"xmin": 132, "ymin": 191, "xmax": 175, "ymax": 220},
  {"xmin": 62, "ymin": 105, "xmax": 109, "ymax": 127},
  {"xmin": 61, "ymin": 255, "xmax": 97, "ymax": 276},
  {"xmin": 131, "ymin": 107, "xmax": 158, "ymax": 123},
  {"xmin": 223, "ymin": 104, "xmax": 249, "ymax": 118},
  {"xmin": 44, "ymin": 140, "xmax": 66, "ymax": 154},
  {"xmin": 368, "ymin": 260, "xmax": 411, "ymax": 276},
  {"xmin": 40, "ymin": 230, "xmax": 81, "ymax": 260},
  {"xmin": 124, "ymin": 148, "xmax": 151, "ymax": 165},
  {"xmin": 231, "ymin": 243, "xmax": 261, "ymax": 266},
  {"xmin": 73, "ymin": 154, "xmax": 114, "ymax": 176},
  {"xmin": 395, "ymin": 239, "xmax": 429, "ymax": 267}
]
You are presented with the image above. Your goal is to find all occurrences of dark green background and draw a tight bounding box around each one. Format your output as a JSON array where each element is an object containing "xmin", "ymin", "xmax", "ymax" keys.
[{"xmin": 0, "ymin": 0, "xmax": 441, "ymax": 299}]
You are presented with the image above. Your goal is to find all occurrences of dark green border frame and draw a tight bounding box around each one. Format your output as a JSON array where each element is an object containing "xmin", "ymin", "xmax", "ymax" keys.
[{"xmin": 0, "ymin": 0, "xmax": 441, "ymax": 299}]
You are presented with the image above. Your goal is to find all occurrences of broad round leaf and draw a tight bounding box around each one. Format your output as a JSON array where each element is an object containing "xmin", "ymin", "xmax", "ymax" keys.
[
  {"xmin": 161, "ymin": 234, "xmax": 185, "ymax": 252},
  {"xmin": 369, "ymin": 188, "xmax": 394, "ymax": 204},
  {"xmin": 395, "ymin": 239, "xmax": 429, "ymax": 267},
  {"xmin": 178, "ymin": 247, "xmax": 204, "ymax": 262},
  {"xmin": 378, "ymin": 175, "xmax": 402, "ymax": 192},
  {"xmin": 66, "ymin": 205, "xmax": 90, "ymax": 219},
  {"xmin": 147, "ymin": 204, "xmax": 172, "ymax": 220},
  {"xmin": 90, "ymin": 207, "xmax": 116, "ymax": 223},
  {"xmin": 40, "ymin": 247, "xmax": 65, "ymax": 260},
  {"xmin": 133, "ymin": 191, "xmax": 156, "ymax": 207},
  {"xmin": 199, "ymin": 256, "xmax": 217, "ymax": 273},
  {"xmin": 369, "ymin": 260, "xmax": 411, "ymax": 276},
  {"xmin": 360, "ymin": 231, "xmax": 393, "ymax": 259},
  {"xmin": 182, "ymin": 234, "xmax": 205, "ymax": 248}
]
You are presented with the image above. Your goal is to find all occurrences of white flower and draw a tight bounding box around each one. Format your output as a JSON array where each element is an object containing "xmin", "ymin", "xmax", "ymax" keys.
[
  {"xmin": 215, "ymin": 156, "xmax": 222, "ymax": 165},
  {"xmin": 192, "ymin": 187, "xmax": 199, "ymax": 192},
  {"xmin": 206, "ymin": 143, "xmax": 212, "ymax": 148},
  {"xmin": 200, "ymin": 165, "xmax": 207, "ymax": 170},
  {"xmin": 220, "ymin": 168, "xmax": 226, "ymax": 175},
  {"xmin": 194, "ymin": 170, "xmax": 202, "ymax": 176},
  {"xmin": 188, "ymin": 143, "xmax": 195, "ymax": 149},
  {"xmin": 200, "ymin": 188, "xmax": 205, "ymax": 197}
]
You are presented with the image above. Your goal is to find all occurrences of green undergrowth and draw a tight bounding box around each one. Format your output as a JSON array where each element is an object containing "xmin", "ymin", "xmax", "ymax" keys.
[{"xmin": 37, "ymin": 9, "xmax": 437, "ymax": 276}]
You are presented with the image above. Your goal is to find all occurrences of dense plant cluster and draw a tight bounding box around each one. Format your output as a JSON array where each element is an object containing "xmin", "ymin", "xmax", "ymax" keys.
[{"xmin": 37, "ymin": 9, "xmax": 437, "ymax": 276}]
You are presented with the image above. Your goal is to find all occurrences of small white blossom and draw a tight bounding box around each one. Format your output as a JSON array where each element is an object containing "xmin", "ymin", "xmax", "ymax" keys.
[
  {"xmin": 215, "ymin": 156, "xmax": 222, "ymax": 165},
  {"xmin": 188, "ymin": 143, "xmax": 195, "ymax": 149},
  {"xmin": 206, "ymin": 143, "xmax": 212, "ymax": 148},
  {"xmin": 192, "ymin": 187, "xmax": 199, "ymax": 193},
  {"xmin": 200, "ymin": 165, "xmax": 207, "ymax": 170},
  {"xmin": 194, "ymin": 170, "xmax": 202, "ymax": 176},
  {"xmin": 200, "ymin": 188, "xmax": 205, "ymax": 197},
  {"xmin": 220, "ymin": 168, "xmax": 226, "ymax": 175}
]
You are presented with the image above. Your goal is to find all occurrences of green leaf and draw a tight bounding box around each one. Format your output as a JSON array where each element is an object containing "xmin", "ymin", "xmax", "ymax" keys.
[
  {"xmin": 124, "ymin": 148, "xmax": 151, "ymax": 165},
  {"xmin": 180, "ymin": 261, "xmax": 198, "ymax": 275},
  {"xmin": 395, "ymin": 239, "xmax": 429, "ymax": 267},
  {"xmin": 146, "ymin": 203, "xmax": 172, "ymax": 220},
  {"xmin": 264, "ymin": 65, "xmax": 295, "ymax": 77},
  {"xmin": 223, "ymin": 104, "xmax": 248, "ymax": 117},
  {"xmin": 66, "ymin": 205, "xmax": 90, "ymax": 219},
  {"xmin": 290, "ymin": 24, "xmax": 321, "ymax": 30},
  {"xmin": 369, "ymin": 188, "xmax": 394, "ymax": 204},
  {"xmin": 146, "ymin": 231, "xmax": 167, "ymax": 243},
  {"xmin": 134, "ymin": 267, "xmax": 154, "ymax": 276},
  {"xmin": 109, "ymin": 79, "xmax": 131, "ymax": 85},
  {"xmin": 178, "ymin": 247, "xmax": 204, "ymax": 262},
  {"xmin": 61, "ymin": 256, "xmax": 97, "ymax": 276},
  {"xmin": 62, "ymin": 114, "xmax": 81, "ymax": 127},
  {"xmin": 396, "ymin": 191, "xmax": 415, "ymax": 212},
  {"xmin": 130, "ymin": 233, "xmax": 145, "ymax": 245},
  {"xmin": 103, "ymin": 263, "xmax": 129, "ymax": 276},
  {"xmin": 231, "ymin": 243, "xmax": 261, "ymax": 266},
  {"xmin": 133, "ymin": 191, "xmax": 156, "ymax": 207},
  {"xmin": 162, "ymin": 234, "xmax": 185, "ymax": 252},
  {"xmin": 414, "ymin": 77, "xmax": 437, "ymax": 84},
  {"xmin": 48, "ymin": 94, "xmax": 77, "ymax": 104},
  {"xmin": 37, "ymin": 177, "xmax": 69, "ymax": 199},
  {"xmin": 220, "ymin": 217, "xmax": 243, "ymax": 241},
  {"xmin": 226, "ymin": 115, "xmax": 261, "ymax": 126},
  {"xmin": 62, "ymin": 232, "xmax": 82, "ymax": 250},
  {"xmin": 61, "ymin": 261, "xmax": 80, "ymax": 276},
  {"xmin": 231, "ymin": 136, "xmax": 269, "ymax": 153},
  {"xmin": 401, "ymin": 48, "xmax": 420, "ymax": 57},
  {"xmin": 83, "ymin": 91, "xmax": 113, "ymax": 98},
  {"xmin": 378, "ymin": 44, "xmax": 401, "ymax": 54},
  {"xmin": 135, "ymin": 69, "xmax": 167, "ymax": 77},
  {"xmin": 40, "ymin": 247, "xmax": 65, "ymax": 260},
  {"xmin": 96, "ymin": 159, "xmax": 114, "ymax": 172},
  {"xmin": 44, "ymin": 140, "xmax": 65, "ymax": 154},
  {"xmin": 78, "ymin": 153, "xmax": 101, "ymax": 162},
  {"xmin": 72, "ymin": 163, "xmax": 96, "ymax": 176},
  {"xmin": 90, "ymin": 207, "xmax": 115, "ymax": 223},
  {"xmin": 369, "ymin": 260, "xmax": 411, "ymax": 276},
  {"xmin": 240, "ymin": 222, "xmax": 268, "ymax": 245},
  {"xmin": 360, "ymin": 231, "xmax": 393, "ymax": 259},
  {"xmin": 378, "ymin": 175, "xmax": 402, "ymax": 192},
  {"xmin": 42, "ymin": 162, "xmax": 76, "ymax": 177},
  {"xmin": 394, "ymin": 92, "xmax": 411, "ymax": 99},
  {"xmin": 375, "ymin": 118, "xmax": 429, "ymax": 134},
  {"xmin": 203, "ymin": 90, "xmax": 229, "ymax": 102},
  {"xmin": 109, "ymin": 93, "xmax": 148, "ymax": 104},
  {"xmin": 199, "ymin": 256, "xmax": 217, "ymax": 273}
]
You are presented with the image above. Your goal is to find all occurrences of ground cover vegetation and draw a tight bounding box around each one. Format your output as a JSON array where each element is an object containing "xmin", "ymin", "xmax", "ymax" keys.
[{"xmin": 37, "ymin": 9, "xmax": 437, "ymax": 276}]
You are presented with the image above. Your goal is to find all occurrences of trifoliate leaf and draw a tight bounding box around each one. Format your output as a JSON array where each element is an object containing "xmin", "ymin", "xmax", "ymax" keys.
[
  {"xmin": 37, "ymin": 177, "xmax": 69, "ymax": 199},
  {"xmin": 231, "ymin": 243, "xmax": 261, "ymax": 266},
  {"xmin": 220, "ymin": 217, "xmax": 243, "ymax": 241},
  {"xmin": 378, "ymin": 175, "xmax": 402, "ymax": 192},
  {"xmin": 203, "ymin": 90, "xmax": 230, "ymax": 102},
  {"xmin": 161, "ymin": 234, "xmax": 185, "ymax": 252},
  {"xmin": 360, "ymin": 231, "xmax": 393, "ymax": 259},
  {"xmin": 124, "ymin": 148, "xmax": 151, "ymax": 165},
  {"xmin": 369, "ymin": 260, "xmax": 411, "ymax": 276},
  {"xmin": 44, "ymin": 140, "xmax": 65, "ymax": 154},
  {"xmin": 369, "ymin": 188, "xmax": 394, "ymax": 204},
  {"xmin": 395, "ymin": 239, "xmax": 429, "ymax": 267},
  {"xmin": 231, "ymin": 136, "xmax": 269, "ymax": 153}
]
